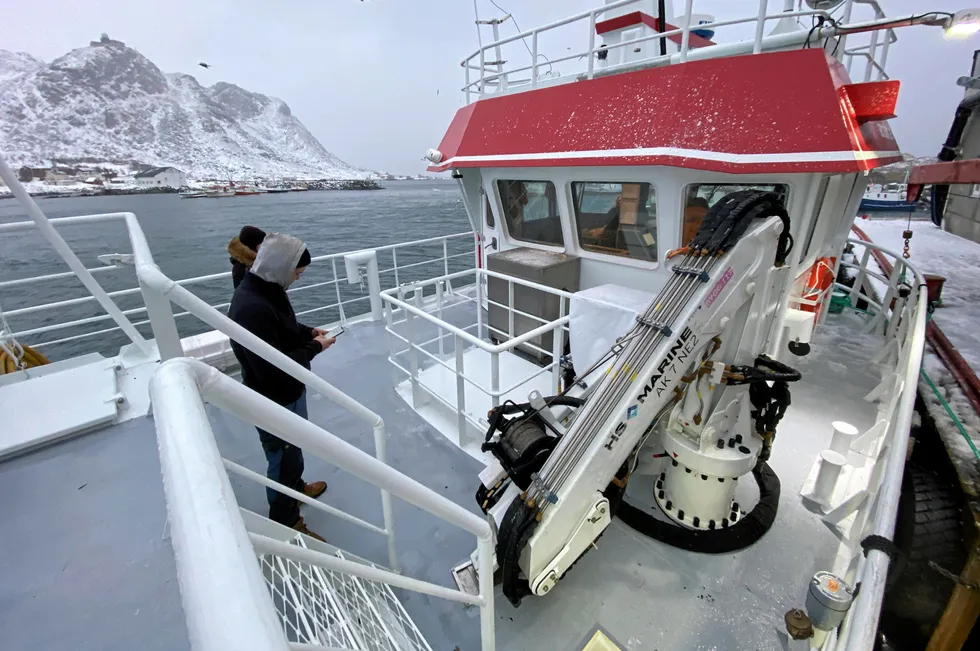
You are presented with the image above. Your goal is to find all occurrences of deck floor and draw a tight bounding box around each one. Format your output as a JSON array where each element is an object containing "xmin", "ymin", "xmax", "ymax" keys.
[{"xmin": 0, "ymin": 308, "xmax": 887, "ymax": 651}]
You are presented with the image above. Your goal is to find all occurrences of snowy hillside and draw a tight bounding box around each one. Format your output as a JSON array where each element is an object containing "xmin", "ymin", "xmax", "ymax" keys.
[{"xmin": 0, "ymin": 37, "xmax": 367, "ymax": 179}]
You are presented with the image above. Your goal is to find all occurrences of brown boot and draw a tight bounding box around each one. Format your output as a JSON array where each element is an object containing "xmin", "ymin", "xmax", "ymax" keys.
[
  {"xmin": 303, "ymin": 481, "xmax": 327, "ymax": 499},
  {"xmin": 292, "ymin": 517, "xmax": 326, "ymax": 543}
]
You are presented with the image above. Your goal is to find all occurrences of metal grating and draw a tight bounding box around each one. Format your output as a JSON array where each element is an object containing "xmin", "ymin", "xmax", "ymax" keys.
[{"xmin": 259, "ymin": 535, "xmax": 432, "ymax": 651}]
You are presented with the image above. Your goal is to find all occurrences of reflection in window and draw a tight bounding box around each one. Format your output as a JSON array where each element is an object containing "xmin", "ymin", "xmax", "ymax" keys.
[
  {"xmin": 497, "ymin": 180, "xmax": 564, "ymax": 247},
  {"xmin": 572, "ymin": 182, "xmax": 657, "ymax": 261},
  {"xmin": 681, "ymin": 184, "xmax": 789, "ymax": 244}
]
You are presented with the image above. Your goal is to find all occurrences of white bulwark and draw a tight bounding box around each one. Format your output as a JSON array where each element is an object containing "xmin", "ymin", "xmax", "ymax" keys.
[{"xmin": 134, "ymin": 166, "xmax": 187, "ymax": 188}]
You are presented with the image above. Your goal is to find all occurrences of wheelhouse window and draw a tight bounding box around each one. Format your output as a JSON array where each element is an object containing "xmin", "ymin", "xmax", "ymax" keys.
[
  {"xmin": 497, "ymin": 180, "xmax": 564, "ymax": 247},
  {"xmin": 572, "ymin": 182, "xmax": 658, "ymax": 261},
  {"xmin": 682, "ymin": 184, "xmax": 789, "ymax": 244}
]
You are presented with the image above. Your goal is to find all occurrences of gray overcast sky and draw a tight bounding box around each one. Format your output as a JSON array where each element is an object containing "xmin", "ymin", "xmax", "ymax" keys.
[{"xmin": 1, "ymin": 1, "xmax": 978, "ymax": 174}]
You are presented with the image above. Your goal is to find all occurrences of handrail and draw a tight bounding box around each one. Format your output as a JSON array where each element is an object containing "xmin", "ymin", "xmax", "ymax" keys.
[
  {"xmin": 796, "ymin": 235, "xmax": 927, "ymax": 650},
  {"xmin": 0, "ymin": 210, "xmax": 474, "ymax": 352},
  {"xmin": 461, "ymin": 0, "xmax": 902, "ymax": 101},
  {"xmin": 151, "ymin": 358, "xmax": 495, "ymax": 650},
  {"xmin": 0, "ymin": 160, "xmax": 152, "ymax": 355},
  {"xmin": 842, "ymin": 288, "xmax": 928, "ymax": 650}
]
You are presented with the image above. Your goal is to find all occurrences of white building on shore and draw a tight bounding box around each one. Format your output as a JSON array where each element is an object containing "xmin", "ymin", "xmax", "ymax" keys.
[{"xmin": 134, "ymin": 167, "xmax": 186, "ymax": 188}]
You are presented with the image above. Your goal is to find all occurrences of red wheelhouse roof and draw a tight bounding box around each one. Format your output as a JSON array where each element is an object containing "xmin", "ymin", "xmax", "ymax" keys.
[{"xmin": 429, "ymin": 49, "xmax": 901, "ymax": 174}]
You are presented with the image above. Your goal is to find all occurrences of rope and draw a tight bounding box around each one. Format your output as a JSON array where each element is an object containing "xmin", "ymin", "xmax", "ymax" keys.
[
  {"xmin": 920, "ymin": 367, "xmax": 980, "ymax": 464},
  {"xmin": 0, "ymin": 299, "xmax": 50, "ymax": 374}
]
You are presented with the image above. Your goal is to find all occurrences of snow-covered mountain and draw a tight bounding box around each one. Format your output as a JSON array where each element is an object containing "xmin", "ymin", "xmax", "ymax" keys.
[{"xmin": 0, "ymin": 37, "xmax": 367, "ymax": 179}]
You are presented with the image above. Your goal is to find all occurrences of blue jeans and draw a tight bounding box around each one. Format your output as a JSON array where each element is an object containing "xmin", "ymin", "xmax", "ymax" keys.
[{"xmin": 259, "ymin": 392, "xmax": 307, "ymax": 526}]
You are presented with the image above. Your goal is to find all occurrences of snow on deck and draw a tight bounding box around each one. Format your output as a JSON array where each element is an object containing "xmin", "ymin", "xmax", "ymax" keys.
[{"xmin": 855, "ymin": 217, "xmax": 980, "ymax": 491}]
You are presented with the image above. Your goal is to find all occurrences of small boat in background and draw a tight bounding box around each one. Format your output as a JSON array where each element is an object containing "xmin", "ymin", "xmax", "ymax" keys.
[
  {"xmin": 205, "ymin": 188, "xmax": 235, "ymax": 198},
  {"xmin": 179, "ymin": 190, "xmax": 207, "ymax": 199},
  {"xmin": 265, "ymin": 186, "xmax": 291, "ymax": 193},
  {"xmin": 290, "ymin": 184, "xmax": 309, "ymax": 192},
  {"xmin": 859, "ymin": 183, "xmax": 918, "ymax": 211},
  {"xmin": 234, "ymin": 185, "xmax": 266, "ymax": 196}
]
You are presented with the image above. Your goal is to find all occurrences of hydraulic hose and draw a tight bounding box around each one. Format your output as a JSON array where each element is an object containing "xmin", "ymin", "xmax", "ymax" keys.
[{"xmin": 931, "ymin": 92, "xmax": 980, "ymax": 227}]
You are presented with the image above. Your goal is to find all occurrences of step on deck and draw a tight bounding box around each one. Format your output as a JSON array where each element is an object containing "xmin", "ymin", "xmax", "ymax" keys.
[{"xmin": 260, "ymin": 535, "xmax": 432, "ymax": 651}]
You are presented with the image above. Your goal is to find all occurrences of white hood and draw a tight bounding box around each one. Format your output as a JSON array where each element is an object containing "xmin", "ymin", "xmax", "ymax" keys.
[{"xmin": 249, "ymin": 232, "xmax": 307, "ymax": 288}]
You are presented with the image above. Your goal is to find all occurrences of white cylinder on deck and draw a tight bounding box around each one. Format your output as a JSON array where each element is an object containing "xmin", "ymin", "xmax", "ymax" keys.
[
  {"xmin": 812, "ymin": 450, "xmax": 847, "ymax": 505},
  {"xmin": 829, "ymin": 421, "xmax": 858, "ymax": 457}
]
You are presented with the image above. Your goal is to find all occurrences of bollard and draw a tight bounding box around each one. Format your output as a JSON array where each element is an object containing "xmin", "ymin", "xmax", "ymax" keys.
[
  {"xmin": 812, "ymin": 450, "xmax": 846, "ymax": 506},
  {"xmin": 829, "ymin": 421, "xmax": 858, "ymax": 457}
]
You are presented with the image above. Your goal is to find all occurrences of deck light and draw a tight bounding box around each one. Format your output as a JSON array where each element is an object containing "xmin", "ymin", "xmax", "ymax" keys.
[{"xmin": 946, "ymin": 9, "xmax": 980, "ymax": 38}]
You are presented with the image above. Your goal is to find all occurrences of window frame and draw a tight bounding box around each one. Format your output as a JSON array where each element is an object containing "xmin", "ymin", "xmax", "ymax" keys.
[
  {"xmin": 679, "ymin": 182, "xmax": 792, "ymax": 247},
  {"xmin": 492, "ymin": 178, "xmax": 567, "ymax": 252},
  {"xmin": 569, "ymin": 180, "xmax": 661, "ymax": 266}
]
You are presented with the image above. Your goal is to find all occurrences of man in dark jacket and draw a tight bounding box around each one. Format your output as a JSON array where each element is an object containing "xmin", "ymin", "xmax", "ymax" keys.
[
  {"xmin": 228, "ymin": 232, "xmax": 334, "ymax": 541},
  {"xmin": 228, "ymin": 225, "xmax": 266, "ymax": 289}
]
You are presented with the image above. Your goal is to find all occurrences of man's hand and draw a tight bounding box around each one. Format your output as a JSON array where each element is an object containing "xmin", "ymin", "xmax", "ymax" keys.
[
  {"xmin": 314, "ymin": 335, "xmax": 336, "ymax": 352},
  {"xmin": 312, "ymin": 327, "xmax": 329, "ymax": 338}
]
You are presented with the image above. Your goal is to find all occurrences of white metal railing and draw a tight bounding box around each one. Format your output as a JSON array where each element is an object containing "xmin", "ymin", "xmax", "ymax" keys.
[
  {"xmin": 460, "ymin": 0, "xmax": 906, "ymax": 101},
  {"xmin": 840, "ymin": 0, "xmax": 897, "ymax": 82},
  {"xmin": 0, "ymin": 157, "xmax": 495, "ymax": 649},
  {"xmin": 794, "ymin": 237, "xmax": 928, "ymax": 651},
  {"xmin": 381, "ymin": 267, "xmax": 577, "ymax": 444},
  {"xmin": 0, "ymin": 212, "xmax": 475, "ymax": 354},
  {"xmin": 152, "ymin": 358, "xmax": 494, "ymax": 651}
]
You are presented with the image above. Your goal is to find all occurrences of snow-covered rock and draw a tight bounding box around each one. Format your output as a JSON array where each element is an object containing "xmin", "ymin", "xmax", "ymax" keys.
[{"xmin": 0, "ymin": 39, "xmax": 367, "ymax": 179}]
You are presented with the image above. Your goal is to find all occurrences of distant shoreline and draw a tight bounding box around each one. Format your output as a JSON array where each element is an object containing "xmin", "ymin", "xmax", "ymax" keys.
[{"xmin": 0, "ymin": 178, "xmax": 389, "ymax": 199}]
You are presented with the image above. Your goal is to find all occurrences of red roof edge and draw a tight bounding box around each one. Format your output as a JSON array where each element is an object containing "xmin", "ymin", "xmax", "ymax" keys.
[{"xmin": 842, "ymin": 80, "xmax": 900, "ymax": 123}]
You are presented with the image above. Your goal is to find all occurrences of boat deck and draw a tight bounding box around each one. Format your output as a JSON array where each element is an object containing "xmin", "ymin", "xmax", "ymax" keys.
[{"xmin": 0, "ymin": 308, "xmax": 884, "ymax": 651}]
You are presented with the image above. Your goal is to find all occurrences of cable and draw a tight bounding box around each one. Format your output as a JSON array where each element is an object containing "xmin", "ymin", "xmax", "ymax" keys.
[
  {"xmin": 487, "ymin": 0, "xmax": 554, "ymax": 75},
  {"xmin": 920, "ymin": 367, "xmax": 980, "ymax": 464}
]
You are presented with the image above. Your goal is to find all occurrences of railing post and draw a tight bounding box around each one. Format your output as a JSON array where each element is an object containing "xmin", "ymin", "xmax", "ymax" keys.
[
  {"xmin": 384, "ymin": 300, "xmax": 401, "ymax": 385},
  {"xmin": 476, "ymin": 270, "xmax": 486, "ymax": 341},
  {"xmin": 478, "ymin": 533, "xmax": 496, "ymax": 651},
  {"xmin": 392, "ymin": 248, "xmax": 400, "ymax": 287},
  {"xmin": 345, "ymin": 250, "xmax": 383, "ymax": 321},
  {"xmin": 587, "ymin": 13, "xmax": 595, "ymax": 79},
  {"xmin": 864, "ymin": 28, "xmax": 880, "ymax": 82},
  {"xmin": 331, "ymin": 258, "xmax": 346, "ymax": 325},
  {"xmin": 479, "ymin": 48, "xmax": 486, "ymax": 95},
  {"xmin": 405, "ymin": 296, "xmax": 422, "ymax": 406},
  {"xmin": 849, "ymin": 247, "xmax": 872, "ymax": 307},
  {"xmin": 141, "ymin": 279, "xmax": 184, "ymax": 359},
  {"xmin": 753, "ymin": 0, "xmax": 768, "ymax": 54},
  {"xmin": 838, "ymin": 0, "xmax": 854, "ymax": 58},
  {"xmin": 491, "ymin": 20, "xmax": 507, "ymax": 91},
  {"xmin": 532, "ymin": 31, "xmax": 539, "ymax": 86},
  {"xmin": 436, "ymin": 281, "xmax": 446, "ymax": 357},
  {"xmin": 455, "ymin": 335, "xmax": 467, "ymax": 445},
  {"xmin": 679, "ymin": 0, "xmax": 694, "ymax": 62},
  {"xmin": 552, "ymin": 298, "xmax": 565, "ymax": 392},
  {"xmin": 878, "ymin": 30, "xmax": 892, "ymax": 79},
  {"xmin": 443, "ymin": 238, "xmax": 450, "ymax": 277},
  {"xmin": 507, "ymin": 280, "xmax": 515, "ymax": 340},
  {"xmin": 373, "ymin": 424, "xmax": 400, "ymax": 573},
  {"xmin": 491, "ymin": 350, "xmax": 500, "ymax": 408}
]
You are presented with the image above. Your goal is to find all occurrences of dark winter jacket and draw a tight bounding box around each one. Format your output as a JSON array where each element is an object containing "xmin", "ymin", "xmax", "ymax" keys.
[
  {"xmin": 228, "ymin": 236, "xmax": 257, "ymax": 289},
  {"xmin": 228, "ymin": 234, "xmax": 320, "ymax": 405}
]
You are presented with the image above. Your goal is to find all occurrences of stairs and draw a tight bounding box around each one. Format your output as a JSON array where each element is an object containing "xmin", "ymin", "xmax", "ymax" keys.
[{"xmin": 259, "ymin": 535, "xmax": 432, "ymax": 651}]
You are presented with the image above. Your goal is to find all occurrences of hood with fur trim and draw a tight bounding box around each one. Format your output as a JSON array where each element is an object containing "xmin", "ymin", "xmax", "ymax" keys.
[{"xmin": 228, "ymin": 237, "xmax": 257, "ymax": 267}]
